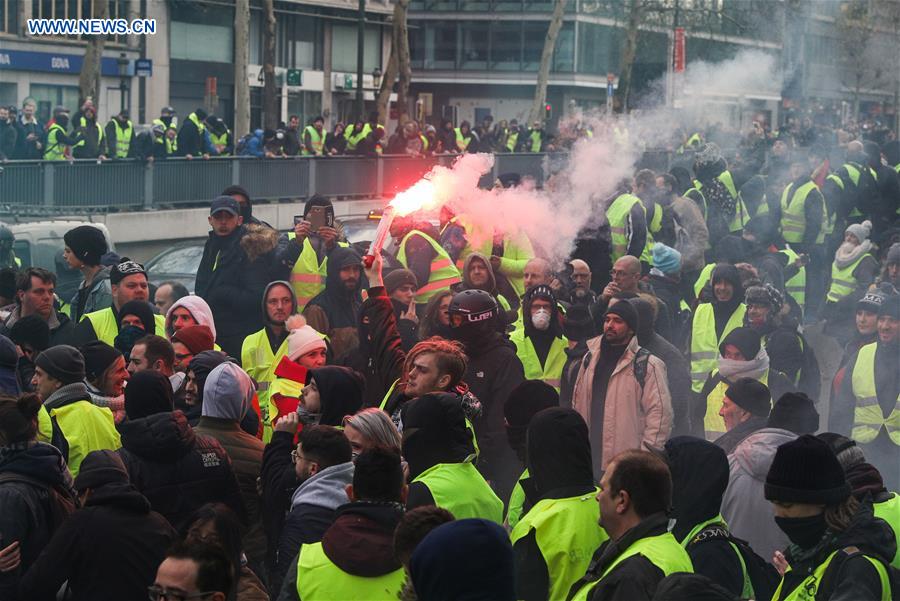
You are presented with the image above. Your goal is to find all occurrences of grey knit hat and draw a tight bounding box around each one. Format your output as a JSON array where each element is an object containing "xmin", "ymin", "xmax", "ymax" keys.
[{"xmin": 35, "ymin": 345, "xmax": 86, "ymax": 384}]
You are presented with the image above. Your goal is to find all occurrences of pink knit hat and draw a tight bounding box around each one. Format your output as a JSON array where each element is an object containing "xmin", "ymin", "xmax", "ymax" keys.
[{"xmin": 287, "ymin": 315, "xmax": 327, "ymax": 361}]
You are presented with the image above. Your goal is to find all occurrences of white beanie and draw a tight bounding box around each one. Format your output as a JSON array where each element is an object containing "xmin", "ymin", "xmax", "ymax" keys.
[
  {"xmin": 286, "ymin": 315, "xmax": 327, "ymax": 361},
  {"xmin": 845, "ymin": 220, "xmax": 872, "ymax": 244}
]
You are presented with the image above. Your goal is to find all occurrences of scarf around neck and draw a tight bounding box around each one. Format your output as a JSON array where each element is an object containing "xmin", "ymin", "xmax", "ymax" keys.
[
  {"xmin": 834, "ymin": 240, "xmax": 871, "ymax": 269},
  {"xmin": 718, "ymin": 347, "xmax": 770, "ymax": 381}
]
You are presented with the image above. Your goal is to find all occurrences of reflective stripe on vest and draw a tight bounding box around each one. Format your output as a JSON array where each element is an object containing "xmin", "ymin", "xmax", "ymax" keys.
[
  {"xmin": 827, "ymin": 252, "xmax": 870, "ymax": 303},
  {"xmin": 506, "ymin": 468, "xmax": 528, "ymax": 530},
  {"xmin": 824, "ymin": 174, "xmax": 843, "ymax": 234},
  {"xmin": 693, "ymin": 263, "xmax": 717, "ymax": 298},
  {"xmin": 110, "ymin": 119, "xmax": 133, "ymax": 158},
  {"xmin": 46, "ymin": 401, "xmax": 121, "ymax": 477},
  {"xmin": 509, "ymin": 489, "xmax": 607, "ymax": 601},
  {"xmin": 412, "ymin": 461, "xmax": 504, "ymax": 523},
  {"xmin": 690, "ymin": 303, "xmax": 747, "ymax": 392},
  {"xmin": 83, "ymin": 308, "xmax": 166, "ymax": 346},
  {"xmin": 570, "ymin": 532, "xmax": 694, "ymax": 601},
  {"xmin": 241, "ymin": 328, "xmax": 289, "ymax": 442},
  {"xmin": 303, "ymin": 126, "xmax": 324, "ymax": 155},
  {"xmin": 779, "ymin": 247, "xmax": 807, "ymax": 308},
  {"xmin": 873, "ymin": 493, "xmax": 900, "ymax": 569},
  {"xmin": 454, "ymin": 127, "xmax": 471, "ymax": 150},
  {"xmin": 680, "ymin": 515, "xmax": 753, "ymax": 600},
  {"xmin": 772, "ymin": 548, "xmax": 890, "ymax": 601},
  {"xmin": 44, "ymin": 124, "xmax": 69, "ymax": 160},
  {"xmin": 718, "ymin": 171, "xmax": 748, "ymax": 233},
  {"xmin": 704, "ymin": 370, "xmax": 770, "ymax": 440},
  {"xmin": 607, "ymin": 193, "xmax": 643, "ymax": 261},
  {"xmin": 73, "ymin": 118, "xmax": 104, "ymax": 150},
  {"xmin": 286, "ymin": 234, "xmax": 327, "ymax": 311},
  {"xmin": 396, "ymin": 230, "xmax": 461, "ymax": 304},
  {"xmin": 296, "ymin": 541, "xmax": 405, "ymax": 601},
  {"xmin": 506, "ymin": 131, "xmax": 519, "ymax": 152},
  {"xmin": 642, "ymin": 202, "xmax": 663, "ymax": 264},
  {"xmin": 510, "ymin": 329, "xmax": 568, "ymax": 391},
  {"xmin": 850, "ymin": 343, "xmax": 900, "ymax": 446},
  {"xmin": 781, "ymin": 180, "xmax": 825, "ymax": 244}
]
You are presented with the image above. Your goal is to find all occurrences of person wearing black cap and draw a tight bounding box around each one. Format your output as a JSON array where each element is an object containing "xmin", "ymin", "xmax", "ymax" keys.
[
  {"xmin": 712, "ymin": 377, "xmax": 772, "ymax": 454},
  {"xmin": 834, "ymin": 294, "xmax": 900, "ymax": 488},
  {"xmin": 73, "ymin": 258, "xmax": 165, "ymax": 348},
  {"xmin": 768, "ymin": 392, "xmax": 820, "ymax": 435},
  {"xmin": 176, "ymin": 107, "xmax": 209, "ymax": 158},
  {"xmin": 765, "ymin": 435, "xmax": 896, "ymax": 601},
  {"xmin": 31, "ymin": 345, "xmax": 121, "ymax": 477},
  {"xmin": 503, "ymin": 379, "xmax": 559, "ymax": 529},
  {"xmin": 660, "ymin": 436, "xmax": 778, "ymax": 600},
  {"xmin": 274, "ymin": 194, "xmax": 342, "ymax": 312},
  {"xmin": 384, "ymin": 267, "xmax": 420, "ymax": 350},
  {"xmin": 689, "ymin": 263, "xmax": 747, "ymax": 395},
  {"xmin": 571, "ymin": 299, "xmax": 672, "ymax": 475},
  {"xmin": 195, "ymin": 196, "xmax": 268, "ymax": 358},
  {"xmin": 63, "ymin": 225, "xmax": 112, "ymax": 323},
  {"xmin": 221, "ymin": 184, "xmax": 272, "ymax": 228},
  {"xmin": 510, "ymin": 408, "xmax": 607, "ymax": 601},
  {"xmin": 18, "ymin": 450, "xmax": 176, "ymax": 601},
  {"xmin": 511, "ymin": 285, "xmax": 567, "ymax": 392},
  {"xmin": 697, "ymin": 326, "xmax": 793, "ymax": 441},
  {"xmin": 559, "ymin": 304, "xmax": 596, "ymax": 408}
]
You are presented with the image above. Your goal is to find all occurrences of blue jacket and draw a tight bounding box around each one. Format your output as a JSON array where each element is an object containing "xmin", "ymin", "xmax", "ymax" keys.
[{"xmin": 241, "ymin": 129, "xmax": 265, "ymax": 158}]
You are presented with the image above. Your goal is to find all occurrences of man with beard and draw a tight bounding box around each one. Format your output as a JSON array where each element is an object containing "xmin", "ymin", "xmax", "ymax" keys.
[
  {"xmin": 303, "ymin": 246, "xmax": 364, "ymax": 362},
  {"xmin": 510, "ymin": 285, "xmax": 567, "ymax": 391},
  {"xmin": 447, "ymin": 289, "xmax": 525, "ymax": 499},
  {"xmin": 834, "ymin": 294, "xmax": 900, "ymax": 488},
  {"xmin": 689, "ymin": 264, "xmax": 746, "ymax": 395},
  {"xmin": 570, "ymin": 301, "xmax": 672, "ymax": 476},
  {"xmin": 744, "ymin": 284, "xmax": 819, "ymax": 398}
]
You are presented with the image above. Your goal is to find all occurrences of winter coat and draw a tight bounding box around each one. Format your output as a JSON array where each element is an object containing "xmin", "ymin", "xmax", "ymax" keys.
[
  {"xmin": 571, "ymin": 336, "xmax": 673, "ymax": 471},
  {"xmin": 272, "ymin": 462, "xmax": 354, "ymax": 595},
  {"xmin": 669, "ymin": 195, "xmax": 709, "ymax": 272},
  {"xmin": 242, "ymin": 129, "xmax": 265, "ymax": 158},
  {"xmin": 260, "ymin": 431, "xmax": 299, "ymax": 582},
  {"xmin": 304, "ymin": 247, "xmax": 364, "ymax": 362},
  {"xmin": 560, "ymin": 341, "xmax": 589, "ymax": 409},
  {"xmin": 276, "ymin": 502, "xmax": 404, "ymax": 601},
  {"xmin": 1, "ymin": 306, "xmax": 75, "ymax": 348},
  {"xmin": 69, "ymin": 267, "xmax": 113, "ymax": 325},
  {"xmin": 117, "ymin": 410, "xmax": 246, "ymax": 529},
  {"xmin": 19, "ymin": 482, "xmax": 175, "ymax": 601},
  {"xmin": 713, "ymin": 415, "xmax": 768, "ymax": 456},
  {"xmin": 71, "ymin": 117, "xmax": 104, "ymax": 159},
  {"xmin": 0, "ymin": 442, "xmax": 75, "ymax": 601},
  {"xmin": 176, "ymin": 115, "xmax": 206, "ymax": 157},
  {"xmin": 195, "ymin": 225, "xmax": 271, "ymax": 357},
  {"xmin": 13, "ymin": 116, "xmax": 44, "ymax": 160},
  {"xmin": 0, "ymin": 120, "xmax": 17, "ymax": 160},
  {"xmin": 721, "ymin": 427, "xmax": 795, "ymax": 561},
  {"xmin": 358, "ymin": 286, "xmax": 408, "ymax": 407}
]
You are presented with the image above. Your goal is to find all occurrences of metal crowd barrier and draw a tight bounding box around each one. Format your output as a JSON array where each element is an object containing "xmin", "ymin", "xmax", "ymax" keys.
[{"xmin": 0, "ymin": 151, "xmax": 671, "ymax": 212}]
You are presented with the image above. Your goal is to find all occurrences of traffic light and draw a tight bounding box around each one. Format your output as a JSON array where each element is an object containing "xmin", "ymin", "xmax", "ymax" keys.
[{"xmin": 544, "ymin": 103, "xmax": 552, "ymax": 120}]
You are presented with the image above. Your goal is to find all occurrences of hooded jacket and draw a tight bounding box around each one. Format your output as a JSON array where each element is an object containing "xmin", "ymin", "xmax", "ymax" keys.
[
  {"xmin": 194, "ymin": 362, "xmax": 266, "ymax": 569},
  {"xmin": 308, "ymin": 366, "xmax": 365, "ymax": 426},
  {"xmin": 117, "ymin": 410, "xmax": 245, "ymax": 528},
  {"xmin": 721, "ymin": 427, "xmax": 795, "ymax": 560},
  {"xmin": 166, "ymin": 295, "xmax": 217, "ymax": 340},
  {"xmin": 69, "ymin": 266, "xmax": 112, "ymax": 326},
  {"xmin": 19, "ymin": 457, "xmax": 175, "ymax": 601},
  {"xmin": 274, "ymin": 462, "xmax": 354, "ymax": 594},
  {"xmin": 710, "ymin": 264, "xmax": 745, "ymax": 338},
  {"xmin": 632, "ymin": 298, "xmax": 693, "ymax": 436},
  {"xmin": 0, "ymin": 442, "xmax": 75, "ymax": 601},
  {"xmin": 304, "ymin": 246, "xmax": 364, "ymax": 362}
]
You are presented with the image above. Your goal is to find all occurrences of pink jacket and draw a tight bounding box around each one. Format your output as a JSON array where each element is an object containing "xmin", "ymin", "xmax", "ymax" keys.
[{"xmin": 572, "ymin": 335, "xmax": 672, "ymax": 470}]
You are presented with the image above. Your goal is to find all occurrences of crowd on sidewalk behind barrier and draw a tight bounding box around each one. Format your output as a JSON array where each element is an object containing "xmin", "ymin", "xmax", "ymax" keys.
[{"xmin": 0, "ymin": 109, "xmax": 898, "ymax": 601}]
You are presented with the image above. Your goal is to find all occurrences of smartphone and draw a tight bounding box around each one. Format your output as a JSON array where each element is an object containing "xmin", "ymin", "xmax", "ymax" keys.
[
  {"xmin": 293, "ymin": 215, "xmax": 304, "ymax": 226},
  {"xmin": 306, "ymin": 206, "xmax": 335, "ymax": 232}
]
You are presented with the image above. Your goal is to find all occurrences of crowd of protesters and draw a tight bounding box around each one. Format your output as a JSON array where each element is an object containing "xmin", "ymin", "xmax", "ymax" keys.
[{"xmin": 0, "ymin": 108, "xmax": 897, "ymax": 601}]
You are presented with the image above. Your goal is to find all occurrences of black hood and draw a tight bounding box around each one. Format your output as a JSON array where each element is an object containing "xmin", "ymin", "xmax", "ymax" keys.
[
  {"xmin": 664, "ymin": 436, "xmax": 730, "ymax": 542},
  {"xmin": 309, "ymin": 366, "xmax": 365, "ymax": 426},
  {"xmin": 308, "ymin": 246, "xmax": 365, "ymax": 330},
  {"xmin": 522, "ymin": 284, "xmax": 563, "ymax": 340},
  {"xmin": 631, "ymin": 297, "xmax": 656, "ymax": 346},
  {"xmin": 325, "ymin": 246, "xmax": 364, "ymax": 295},
  {"xmin": 84, "ymin": 481, "xmax": 152, "ymax": 513},
  {"xmin": 526, "ymin": 408, "xmax": 594, "ymax": 500},
  {"xmin": 0, "ymin": 441, "xmax": 72, "ymax": 490},
  {"xmin": 187, "ymin": 351, "xmax": 231, "ymax": 405},
  {"xmin": 119, "ymin": 410, "xmax": 197, "ymax": 462},
  {"xmin": 831, "ymin": 499, "xmax": 897, "ymax": 564},
  {"xmin": 711, "ymin": 263, "xmax": 744, "ymax": 318},
  {"xmin": 401, "ymin": 392, "xmax": 475, "ymax": 479}
]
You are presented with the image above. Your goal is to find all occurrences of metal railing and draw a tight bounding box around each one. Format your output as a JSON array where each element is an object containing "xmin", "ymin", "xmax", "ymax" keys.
[{"xmin": 0, "ymin": 151, "xmax": 676, "ymax": 212}]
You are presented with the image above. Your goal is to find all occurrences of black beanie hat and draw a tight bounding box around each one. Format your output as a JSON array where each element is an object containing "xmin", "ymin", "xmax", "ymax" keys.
[
  {"xmin": 63, "ymin": 225, "xmax": 108, "ymax": 267},
  {"xmin": 719, "ymin": 326, "xmax": 761, "ymax": 359},
  {"xmin": 767, "ymin": 392, "xmax": 820, "ymax": 435},
  {"xmin": 74, "ymin": 449, "xmax": 130, "ymax": 492},
  {"xmin": 117, "ymin": 300, "xmax": 156, "ymax": 335},
  {"xmin": 80, "ymin": 341, "xmax": 122, "ymax": 382},
  {"xmin": 878, "ymin": 294, "xmax": 900, "ymax": 320},
  {"xmin": 563, "ymin": 304, "xmax": 595, "ymax": 341},
  {"xmin": 725, "ymin": 377, "xmax": 771, "ymax": 417},
  {"xmin": 303, "ymin": 194, "xmax": 332, "ymax": 218},
  {"xmin": 384, "ymin": 269, "xmax": 418, "ymax": 295},
  {"xmin": 503, "ymin": 380, "xmax": 560, "ymax": 427},
  {"xmin": 10, "ymin": 315, "xmax": 51, "ymax": 352},
  {"xmin": 124, "ymin": 370, "xmax": 175, "ymax": 420},
  {"xmin": 35, "ymin": 345, "xmax": 85, "ymax": 384},
  {"xmin": 110, "ymin": 259, "xmax": 146, "ymax": 286},
  {"xmin": 605, "ymin": 300, "xmax": 639, "ymax": 333},
  {"xmin": 765, "ymin": 434, "xmax": 850, "ymax": 505}
]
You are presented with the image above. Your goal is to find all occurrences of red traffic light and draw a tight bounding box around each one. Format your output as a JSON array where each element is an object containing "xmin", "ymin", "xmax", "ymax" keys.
[{"xmin": 544, "ymin": 104, "xmax": 551, "ymax": 111}]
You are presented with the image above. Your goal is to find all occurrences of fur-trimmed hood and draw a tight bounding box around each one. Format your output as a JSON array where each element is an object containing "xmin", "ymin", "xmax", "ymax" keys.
[{"xmin": 240, "ymin": 223, "xmax": 279, "ymax": 263}]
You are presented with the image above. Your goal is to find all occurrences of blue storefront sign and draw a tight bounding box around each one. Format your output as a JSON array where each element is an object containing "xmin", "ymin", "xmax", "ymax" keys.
[{"xmin": 0, "ymin": 48, "xmax": 130, "ymax": 76}]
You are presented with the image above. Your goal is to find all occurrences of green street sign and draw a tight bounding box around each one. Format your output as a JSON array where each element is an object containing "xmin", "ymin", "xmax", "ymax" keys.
[{"xmin": 287, "ymin": 69, "xmax": 302, "ymax": 86}]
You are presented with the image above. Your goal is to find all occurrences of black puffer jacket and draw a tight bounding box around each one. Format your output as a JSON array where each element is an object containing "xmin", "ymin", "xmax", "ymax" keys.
[{"xmin": 117, "ymin": 410, "xmax": 246, "ymax": 528}]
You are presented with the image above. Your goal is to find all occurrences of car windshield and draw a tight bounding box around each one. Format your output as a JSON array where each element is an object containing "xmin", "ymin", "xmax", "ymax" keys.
[{"xmin": 148, "ymin": 246, "xmax": 204, "ymax": 275}]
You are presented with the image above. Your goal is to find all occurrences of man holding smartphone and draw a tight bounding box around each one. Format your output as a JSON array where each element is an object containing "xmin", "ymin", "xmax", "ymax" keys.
[{"xmin": 275, "ymin": 195, "xmax": 343, "ymax": 312}]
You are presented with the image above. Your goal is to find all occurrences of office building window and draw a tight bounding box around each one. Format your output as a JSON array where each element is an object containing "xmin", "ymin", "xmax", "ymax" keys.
[
  {"xmin": 1, "ymin": 0, "xmax": 18, "ymax": 34},
  {"xmin": 522, "ymin": 21, "xmax": 546, "ymax": 71},
  {"xmin": 31, "ymin": 0, "xmax": 129, "ymax": 42},
  {"xmin": 277, "ymin": 13, "xmax": 321, "ymax": 69},
  {"xmin": 421, "ymin": 21, "xmax": 456, "ymax": 69},
  {"xmin": 460, "ymin": 21, "xmax": 488, "ymax": 69},
  {"xmin": 491, "ymin": 21, "xmax": 521, "ymax": 70},
  {"xmin": 287, "ymin": 91, "xmax": 323, "ymax": 126},
  {"xmin": 29, "ymin": 83, "xmax": 80, "ymax": 122},
  {"xmin": 170, "ymin": 2, "xmax": 233, "ymax": 63},
  {"xmin": 332, "ymin": 24, "xmax": 382, "ymax": 73},
  {"xmin": 553, "ymin": 22, "xmax": 574, "ymax": 72}
]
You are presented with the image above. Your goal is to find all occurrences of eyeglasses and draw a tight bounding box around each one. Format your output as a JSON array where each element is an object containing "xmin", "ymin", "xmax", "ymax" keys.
[
  {"xmin": 147, "ymin": 585, "xmax": 217, "ymax": 601},
  {"xmin": 291, "ymin": 449, "xmax": 306, "ymax": 464}
]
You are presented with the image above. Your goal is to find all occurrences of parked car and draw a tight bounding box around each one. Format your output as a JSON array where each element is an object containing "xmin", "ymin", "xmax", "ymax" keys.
[{"xmin": 145, "ymin": 242, "xmax": 205, "ymax": 293}]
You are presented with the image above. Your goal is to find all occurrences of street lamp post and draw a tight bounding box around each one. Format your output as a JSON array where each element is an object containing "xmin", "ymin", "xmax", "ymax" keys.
[
  {"xmin": 116, "ymin": 52, "xmax": 129, "ymax": 114},
  {"xmin": 356, "ymin": 0, "xmax": 366, "ymax": 120}
]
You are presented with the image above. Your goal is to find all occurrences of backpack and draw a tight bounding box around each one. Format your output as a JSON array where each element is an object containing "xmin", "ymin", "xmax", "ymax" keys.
[
  {"xmin": 235, "ymin": 133, "xmax": 254, "ymax": 156},
  {"xmin": 581, "ymin": 346, "xmax": 652, "ymax": 391},
  {"xmin": 691, "ymin": 524, "xmax": 780, "ymax": 601},
  {"xmin": 0, "ymin": 472, "xmax": 77, "ymax": 531}
]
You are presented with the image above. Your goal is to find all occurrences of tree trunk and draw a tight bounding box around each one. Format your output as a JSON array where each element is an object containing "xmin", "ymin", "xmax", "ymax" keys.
[
  {"xmin": 263, "ymin": 0, "xmax": 279, "ymax": 130},
  {"xmin": 234, "ymin": 0, "xmax": 251, "ymax": 138},
  {"xmin": 616, "ymin": 0, "xmax": 642, "ymax": 113},
  {"xmin": 529, "ymin": 0, "xmax": 568, "ymax": 125},
  {"xmin": 78, "ymin": 0, "xmax": 109, "ymax": 106},
  {"xmin": 376, "ymin": 1, "xmax": 404, "ymax": 125},
  {"xmin": 395, "ymin": 0, "xmax": 412, "ymax": 126}
]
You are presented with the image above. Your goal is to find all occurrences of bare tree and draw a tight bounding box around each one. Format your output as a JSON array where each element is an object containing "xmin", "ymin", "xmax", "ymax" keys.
[
  {"xmin": 234, "ymin": 0, "xmax": 251, "ymax": 138},
  {"xmin": 78, "ymin": 0, "xmax": 109, "ymax": 106},
  {"xmin": 529, "ymin": 0, "xmax": 568, "ymax": 125},
  {"xmin": 263, "ymin": 0, "xmax": 279, "ymax": 130},
  {"xmin": 377, "ymin": 0, "xmax": 412, "ymax": 126}
]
